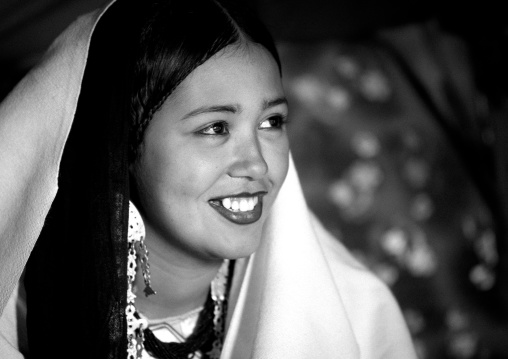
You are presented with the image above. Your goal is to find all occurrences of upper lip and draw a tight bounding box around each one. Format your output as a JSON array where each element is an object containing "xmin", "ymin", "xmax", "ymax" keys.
[{"xmin": 209, "ymin": 191, "xmax": 267, "ymax": 202}]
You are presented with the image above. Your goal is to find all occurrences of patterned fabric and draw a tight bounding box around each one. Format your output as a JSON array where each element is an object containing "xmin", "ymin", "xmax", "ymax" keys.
[{"xmin": 280, "ymin": 24, "xmax": 507, "ymax": 359}]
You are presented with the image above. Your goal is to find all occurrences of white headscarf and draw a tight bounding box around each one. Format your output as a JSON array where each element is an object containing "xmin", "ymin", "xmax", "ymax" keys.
[{"xmin": 0, "ymin": 2, "xmax": 417, "ymax": 358}]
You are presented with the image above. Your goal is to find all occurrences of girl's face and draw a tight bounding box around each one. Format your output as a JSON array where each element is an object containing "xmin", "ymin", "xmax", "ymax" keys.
[{"xmin": 132, "ymin": 44, "xmax": 289, "ymax": 263}]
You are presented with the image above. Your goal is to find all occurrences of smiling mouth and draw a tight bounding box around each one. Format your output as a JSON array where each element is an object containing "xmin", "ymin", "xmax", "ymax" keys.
[{"xmin": 209, "ymin": 192, "xmax": 266, "ymax": 225}]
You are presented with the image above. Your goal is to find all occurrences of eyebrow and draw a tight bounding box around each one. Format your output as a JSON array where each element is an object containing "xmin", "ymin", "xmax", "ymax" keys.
[
  {"xmin": 181, "ymin": 105, "xmax": 238, "ymax": 120},
  {"xmin": 263, "ymin": 97, "xmax": 288, "ymax": 110},
  {"xmin": 180, "ymin": 97, "xmax": 288, "ymax": 121}
]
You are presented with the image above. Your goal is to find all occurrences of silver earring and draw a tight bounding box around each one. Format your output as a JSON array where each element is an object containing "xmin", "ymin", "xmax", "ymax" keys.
[
  {"xmin": 138, "ymin": 235, "xmax": 156, "ymax": 297},
  {"xmin": 207, "ymin": 259, "xmax": 230, "ymax": 359},
  {"xmin": 128, "ymin": 202, "xmax": 156, "ymax": 297},
  {"xmin": 126, "ymin": 201, "xmax": 150, "ymax": 359}
]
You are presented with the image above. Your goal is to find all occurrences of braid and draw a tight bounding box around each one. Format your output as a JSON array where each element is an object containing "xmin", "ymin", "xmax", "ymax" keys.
[
  {"xmin": 129, "ymin": 89, "xmax": 172, "ymax": 163},
  {"xmin": 129, "ymin": 44, "xmax": 230, "ymax": 163}
]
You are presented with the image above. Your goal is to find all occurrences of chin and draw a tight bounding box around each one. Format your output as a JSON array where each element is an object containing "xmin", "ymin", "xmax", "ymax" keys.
[{"xmin": 211, "ymin": 230, "xmax": 263, "ymax": 260}]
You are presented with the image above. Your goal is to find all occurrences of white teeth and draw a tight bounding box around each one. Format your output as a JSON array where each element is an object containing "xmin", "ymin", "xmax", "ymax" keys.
[
  {"xmin": 239, "ymin": 199, "xmax": 249, "ymax": 211},
  {"xmin": 221, "ymin": 196, "xmax": 258, "ymax": 212},
  {"xmin": 223, "ymin": 198, "xmax": 231, "ymax": 209}
]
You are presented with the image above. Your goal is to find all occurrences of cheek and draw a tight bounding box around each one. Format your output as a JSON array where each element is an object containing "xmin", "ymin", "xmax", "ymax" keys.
[
  {"xmin": 145, "ymin": 142, "xmax": 221, "ymax": 199},
  {"xmin": 266, "ymin": 137, "xmax": 290, "ymax": 187},
  {"xmin": 275, "ymin": 150, "xmax": 290, "ymax": 187}
]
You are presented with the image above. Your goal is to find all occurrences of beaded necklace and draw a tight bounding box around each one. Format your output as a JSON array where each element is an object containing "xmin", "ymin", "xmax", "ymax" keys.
[{"xmin": 126, "ymin": 202, "xmax": 232, "ymax": 359}]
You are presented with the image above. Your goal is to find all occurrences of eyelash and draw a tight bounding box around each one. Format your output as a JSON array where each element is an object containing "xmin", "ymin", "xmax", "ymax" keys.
[
  {"xmin": 197, "ymin": 114, "xmax": 288, "ymax": 136},
  {"xmin": 197, "ymin": 122, "xmax": 229, "ymax": 136},
  {"xmin": 259, "ymin": 114, "xmax": 288, "ymax": 129}
]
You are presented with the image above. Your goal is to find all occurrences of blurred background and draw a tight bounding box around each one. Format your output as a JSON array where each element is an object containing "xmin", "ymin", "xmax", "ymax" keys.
[{"xmin": 1, "ymin": 0, "xmax": 507, "ymax": 357}]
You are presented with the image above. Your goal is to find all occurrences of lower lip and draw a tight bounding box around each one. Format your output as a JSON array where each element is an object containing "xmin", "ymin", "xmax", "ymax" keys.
[{"xmin": 209, "ymin": 198, "xmax": 263, "ymax": 225}]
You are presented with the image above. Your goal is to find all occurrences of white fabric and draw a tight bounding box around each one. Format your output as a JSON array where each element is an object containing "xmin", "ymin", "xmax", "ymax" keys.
[
  {"xmin": 223, "ymin": 162, "xmax": 417, "ymax": 358},
  {"xmin": 0, "ymin": 5, "xmax": 111, "ymax": 314},
  {"xmin": 0, "ymin": 2, "xmax": 417, "ymax": 358},
  {"xmin": 0, "ymin": 273, "xmax": 27, "ymax": 358}
]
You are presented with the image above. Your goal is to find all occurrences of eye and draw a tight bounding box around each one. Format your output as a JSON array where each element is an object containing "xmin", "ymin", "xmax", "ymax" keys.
[
  {"xmin": 198, "ymin": 121, "xmax": 229, "ymax": 135},
  {"xmin": 259, "ymin": 115, "xmax": 287, "ymax": 129}
]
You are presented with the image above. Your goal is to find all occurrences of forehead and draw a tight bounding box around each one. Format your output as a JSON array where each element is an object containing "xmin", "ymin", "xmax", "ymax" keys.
[{"xmin": 166, "ymin": 44, "xmax": 283, "ymax": 109}]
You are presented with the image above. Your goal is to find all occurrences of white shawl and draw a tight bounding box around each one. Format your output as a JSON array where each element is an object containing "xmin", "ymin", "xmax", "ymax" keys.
[{"xmin": 0, "ymin": 3, "xmax": 417, "ymax": 358}]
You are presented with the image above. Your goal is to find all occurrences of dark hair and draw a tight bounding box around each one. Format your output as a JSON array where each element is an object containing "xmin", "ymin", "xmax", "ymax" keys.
[{"xmin": 129, "ymin": 0, "xmax": 281, "ymax": 161}]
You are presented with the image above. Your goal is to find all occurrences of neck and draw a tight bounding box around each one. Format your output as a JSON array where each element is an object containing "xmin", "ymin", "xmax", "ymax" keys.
[{"xmin": 134, "ymin": 226, "xmax": 222, "ymax": 319}]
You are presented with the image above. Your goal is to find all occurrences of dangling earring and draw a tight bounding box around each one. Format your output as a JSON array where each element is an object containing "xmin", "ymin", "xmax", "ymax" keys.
[
  {"xmin": 138, "ymin": 232, "xmax": 156, "ymax": 297},
  {"xmin": 128, "ymin": 201, "xmax": 156, "ymax": 296},
  {"xmin": 126, "ymin": 201, "xmax": 152, "ymax": 359},
  {"xmin": 207, "ymin": 258, "xmax": 230, "ymax": 359}
]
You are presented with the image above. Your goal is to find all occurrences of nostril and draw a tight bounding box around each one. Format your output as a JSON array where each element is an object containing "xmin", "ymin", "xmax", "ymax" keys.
[
  {"xmin": 227, "ymin": 136, "xmax": 269, "ymax": 179},
  {"xmin": 227, "ymin": 158, "xmax": 268, "ymax": 180},
  {"xmin": 228, "ymin": 149, "xmax": 268, "ymax": 179}
]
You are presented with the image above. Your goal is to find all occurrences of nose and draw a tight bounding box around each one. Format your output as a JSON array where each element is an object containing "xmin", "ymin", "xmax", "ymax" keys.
[{"xmin": 228, "ymin": 136, "xmax": 268, "ymax": 180}]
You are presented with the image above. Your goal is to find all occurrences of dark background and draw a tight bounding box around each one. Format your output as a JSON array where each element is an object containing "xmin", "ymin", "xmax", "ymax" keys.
[{"xmin": 2, "ymin": 0, "xmax": 506, "ymax": 98}]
